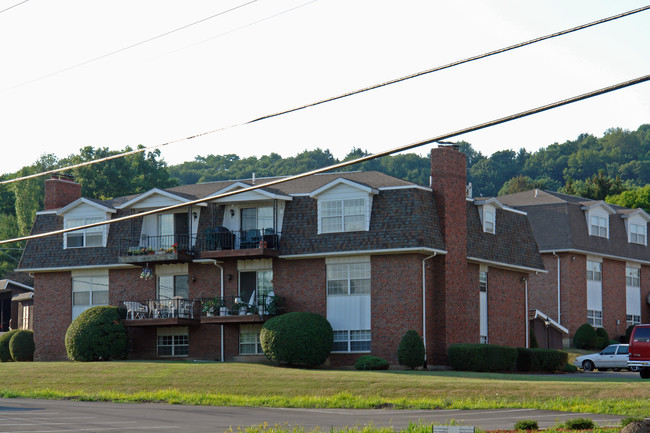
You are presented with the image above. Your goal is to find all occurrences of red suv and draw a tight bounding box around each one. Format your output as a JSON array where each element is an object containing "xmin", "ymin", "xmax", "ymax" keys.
[{"xmin": 628, "ymin": 324, "xmax": 650, "ymax": 378}]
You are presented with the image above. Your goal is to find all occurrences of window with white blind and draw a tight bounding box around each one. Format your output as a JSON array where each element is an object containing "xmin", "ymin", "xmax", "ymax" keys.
[
  {"xmin": 629, "ymin": 222, "xmax": 647, "ymax": 245},
  {"xmin": 589, "ymin": 215, "xmax": 608, "ymax": 238},
  {"xmin": 626, "ymin": 265, "xmax": 641, "ymax": 327},
  {"xmin": 479, "ymin": 266, "xmax": 488, "ymax": 344},
  {"xmin": 65, "ymin": 217, "xmax": 105, "ymax": 248},
  {"xmin": 586, "ymin": 259, "xmax": 602, "ymax": 328},
  {"xmin": 157, "ymin": 327, "xmax": 189, "ymax": 357},
  {"xmin": 72, "ymin": 274, "xmax": 109, "ymax": 320},
  {"xmin": 326, "ymin": 257, "xmax": 371, "ymax": 353},
  {"xmin": 239, "ymin": 324, "xmax": 263, "ymax": 355},
  {"xmin": 320, "ymin": 198, "xmax": 366, "ymax": 233}
]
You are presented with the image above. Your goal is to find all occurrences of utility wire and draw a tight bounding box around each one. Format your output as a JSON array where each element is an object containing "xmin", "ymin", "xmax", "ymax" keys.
[
  {"xmin": 0, "ymin": 0, "xmax": 28, "ymax": 14},
  {"xmin": 2, "ymin": 4, "xmax": 648, "ymax": 185},
  {"xmin": 3, "ymin": 0, "xmax": 258, "ymax": 92},
  {"xmin": 2, "ymin": 73, "xmax": 649, "ymax": 246}
]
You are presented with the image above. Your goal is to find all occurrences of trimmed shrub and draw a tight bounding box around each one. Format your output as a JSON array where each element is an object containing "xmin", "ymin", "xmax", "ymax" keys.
[
  {"xmin": 564, "ymin": 418, "xmax": 595, "ymax": 430},
  {"xmin": 0, "ymin": 329, "xmax": 20, "ymax": 362},
  {"xmin": 564, "ymin": 363, "xmax": 578, "ymax": 373},
  {"xmin": 65, "ymin": 306, "xmax": 128, "ymax": 362},
  {"xmin": 573, "ymin": 323, "xmax": 598, "ymax": 350},
  {"xmin": 516, "ymin": 348, "xmax": 567, "ymax": 372},
  {"xmin": 448, "ymin": 343, "xmax": 517, "ymax": 372},
  {"xmin": 354, "ymin": 355, "xmax": 389, "ymax": 370},
  {"xmin": 529, "ymin": 329, "xmax": 539, "ymax": 348},
  {"xmin": 397, "ymin": 330, "xmax": 425, "ymax": 369},
  {"xmin": 595, "ymin": 327, "xmax": 610, "ymax": 349},
  {"xmin": 260, "ymin": 312, "xmax": 333, "ymax": 367},
  {"xmin": 514, "ymin": 420, "xmax": 538, "ymax": 430},
  {"xmin": 8, "ymin": 330, "xmax": 34, "ymax": 361},
  {"xmin": 625, "ymin": 325, "xmax": 635, "ymax": 344}
]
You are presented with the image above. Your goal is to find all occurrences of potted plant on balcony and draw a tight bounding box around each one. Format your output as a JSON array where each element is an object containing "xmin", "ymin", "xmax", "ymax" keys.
[
  {"xmin": 202, "ymin": 298, "xmax": 219, "ymax": 316},
  {"xmin": 232, "ymin": 300, "xmax": 249, "ymax": 315}
]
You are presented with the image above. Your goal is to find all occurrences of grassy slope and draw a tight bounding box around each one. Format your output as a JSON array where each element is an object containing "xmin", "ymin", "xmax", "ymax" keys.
[{"xmin": 1, "ymin": 362, "xmax": 649, "ymax": 416}]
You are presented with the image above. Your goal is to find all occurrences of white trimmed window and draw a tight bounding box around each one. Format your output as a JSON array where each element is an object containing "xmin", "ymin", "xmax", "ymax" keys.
[
  {"xmin": 326, "ymin": 257, "xmax": 371, "ymax": 353},
  {"xmin": 626, "ymin": 265, "xmax": 641, "ymax": 327},
  {"xmin": 320, "ymin": 198, "xmax": 366, "ymax": 233},
  {"xmin": 483, "ymin": 209, "xmax": 496, "ymax": 234},
  {"xmin": 479, "ymin": 266, "xmax": 488, "ymax": 344},
  {"xmin": 72, "ymin": 274, "xmax": 109, "ymax": 320},
  {"xmin": 629, "ymin": 222, "xmax": 647, "ymax": 245},
  {"xmin": 65, "ymin": 217, "xmax": 105, "ymax": 248},
  {"xmin": 586, "ymin": 260, "xmax": 602, "ymax": 281},
  {"xmin": 587, "ymin": 309, "xmax": 603, "ymax": 327},
  {"xmin": 239, "ymin": 324, "xmax": 263, "ymax": 355},
  {"xmin": 586, "ymin": 259, "xmax": 602, "ymax": 328},
  {"xmin": 589, "ymin": 215, "xmax": 608, "ymax": 238},
  {"xmin": 157, "ymin": 327, "xmax": 189, "ymax": 357}
]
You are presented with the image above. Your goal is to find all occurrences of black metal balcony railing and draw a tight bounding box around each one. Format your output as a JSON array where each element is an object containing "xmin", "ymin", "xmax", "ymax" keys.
[
  {"xmin": 120, "ymin": 295, "xmax": 285, "ymax": 321},
  {"xmin": 200, "ymin": 294, "xmax": 285, "ymax": 317},
  {"xmin": 121, "ymin": 298, "xmax": 201, "ymax": 320},
  {"xmin": 118, "ymin": 228, "xmax": 280, "ymax": 258}
]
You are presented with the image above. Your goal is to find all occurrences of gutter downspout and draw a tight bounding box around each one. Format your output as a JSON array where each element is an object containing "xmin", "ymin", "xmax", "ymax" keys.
[
  {"xmin": 524, "ymin": 276, "xmax": 529, "ymax": 348},
  {"xmin": 422, "ymin": 254, "xmax": 436, "ymax": 363},
  {"xmin": 552, "ymin": 252, "xmax": 561, "ymax": 324}
]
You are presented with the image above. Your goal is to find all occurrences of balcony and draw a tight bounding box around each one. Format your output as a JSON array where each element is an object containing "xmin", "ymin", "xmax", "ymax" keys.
[
  {"xmin": 120, "ymin": 294, "xmax": 285, "ymax": 326},
  {"xmin": 120, "ymin": 298, "xmax": 201, "ymax": 327},
  {"xmin": 200, "ymin": 294, "xmax": 285, "ymax": 324},
  {"xmin": 196, "ymin": 227, "xmax": 281, "ymax": 259},
  {"xmin": 118, "ymin": 234, "xmax": 196, "ymax": 264}
]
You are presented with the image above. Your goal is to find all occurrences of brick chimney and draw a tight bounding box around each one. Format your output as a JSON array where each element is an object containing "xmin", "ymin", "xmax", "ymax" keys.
[
  {"xmin": 44, "ymin": 173, "xmax": 81, "ymax": 210},
  {"xmin": 430, "ymin": 145, "xmax": 474, "ymax": 363}
]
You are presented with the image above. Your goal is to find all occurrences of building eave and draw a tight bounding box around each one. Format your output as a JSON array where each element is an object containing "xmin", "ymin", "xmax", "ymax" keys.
[
  {"xmin": 280, "ymin": 247, "xmax": 447, "ymax": 260},
  {"xmin": 539, "ymin": 248, "xmax": 650, "ymax": 266},
  {"xmin": 467, "ymin": 256, "xmax": 547, "ymax": 274}
]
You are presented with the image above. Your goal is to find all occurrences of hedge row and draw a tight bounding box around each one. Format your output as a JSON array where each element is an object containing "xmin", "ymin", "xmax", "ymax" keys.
[{"xmin": 448, "ymin": 343, "xmax": 566, "ymax": 372}]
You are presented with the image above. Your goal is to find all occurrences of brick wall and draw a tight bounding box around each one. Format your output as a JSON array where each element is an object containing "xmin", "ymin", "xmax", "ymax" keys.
[
  {"xmin": 487, "ymin": 267, "xmax": 526, "ymax": 347},
  {"xmin": 527, "ymin": 254, "xmax": 560, "ymax": 321},
  {"xmin": 642, "ymin": 265, "xmax": 650, "ymax": 326},
  {"xmin": 33, "ymin": 272, "xmax": 72, "ymax": 361},
  {"xmin": 602, "ymin": 259, "xmax": 626, "ymax": 340},
  {"xmin": 560, "ymin": 254, "xmax": 587, "ymax": 341}
]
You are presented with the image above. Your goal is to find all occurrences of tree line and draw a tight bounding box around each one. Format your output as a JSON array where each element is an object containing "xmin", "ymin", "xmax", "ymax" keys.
[{"xmin": 1, "ymin": 124, "xmax": 649, "ymax": 278}]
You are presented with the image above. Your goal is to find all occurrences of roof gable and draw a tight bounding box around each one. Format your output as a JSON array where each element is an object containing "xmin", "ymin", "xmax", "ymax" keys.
[
  {"xmin": 57, "ymin": 198, "xmax": 116, "ymax": 216},
  {"xmin": 309, "ymin": 178, "xmax": 378, "ymax": 198},
  {"xmin": 116, "ymin": 188, "xmax": 205, "ymax": 210},
  {"xmin": 208, "ymin": 182, "xmax": 292, "ymax": 203}
]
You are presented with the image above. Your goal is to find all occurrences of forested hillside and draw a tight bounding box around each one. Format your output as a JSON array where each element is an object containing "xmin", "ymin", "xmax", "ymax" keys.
[{"xmin": 0, "ymin": 124, "xmax": 649, "ymax": 278}]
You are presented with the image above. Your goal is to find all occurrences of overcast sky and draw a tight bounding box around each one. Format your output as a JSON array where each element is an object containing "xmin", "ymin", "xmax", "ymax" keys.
[{"xmin": 1, "ymin": 0, "xmax": 649, "ymax": 176}]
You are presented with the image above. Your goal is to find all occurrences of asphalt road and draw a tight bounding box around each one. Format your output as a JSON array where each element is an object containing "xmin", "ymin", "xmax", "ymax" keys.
[{"xmin": 0, "ymin": 398, "xmax": 624, "ymax": 433}]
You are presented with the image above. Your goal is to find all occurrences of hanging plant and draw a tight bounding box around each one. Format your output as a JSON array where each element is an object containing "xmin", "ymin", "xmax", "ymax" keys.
[{"xmin": 140, "ymin": 266, "xmax": 154, "ymax": 280}]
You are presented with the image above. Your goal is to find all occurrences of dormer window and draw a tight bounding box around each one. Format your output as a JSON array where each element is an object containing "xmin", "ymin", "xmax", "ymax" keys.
[
  {"xmin": 64, "ymin": 217, "xmax": 106, "ymax": 248},
  {"xmin": 483, "ymin": 208, "xmax": 496, "ymax": 234},
  {"xmin": 321, "ymin": 198, "xmax": 366, "ymax": 233},
  {"xmin": 590, "ymin": 215, "xmax": 608, "ymax": 238},
  {"xmin": 630, "ymin": 222, "xmax": 647, "ymax": 245}
]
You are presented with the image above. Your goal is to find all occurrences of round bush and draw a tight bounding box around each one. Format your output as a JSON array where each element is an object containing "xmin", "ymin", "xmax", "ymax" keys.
[
  {"xmin": 595, "ymin": 327, "xmax": 610, "ymax": 349},
  {"xmin": 354, "ymin": 355, "xmax": 389, "ymax": 370},
  {"xmin": 514, "ymin": 420, "xmax": 538, "ymax": 430},
  {"xmin": 564, "ymin": 418, "xmax": 595, "ymax": 430},
  {"xmin": 65, "ymin": 306, "xmax": 128, "ymax": 362},
  {"xmin": 8, "ymin": 330, "xmax": 34, "ymax": 361},
  {"xmin": 260, "ymin": 312, "xmax": 333, "ymax": 367},
  {"xmin": 573, "ymin": 323, "xmax": 598, "ymax": 350},
  {"xmin": 397, "ymin": 330, "xmax": 425, "ymax": 369},
  {"xmin": 0, "ymin": 329, "xmax": 20, "ymax": 362}
]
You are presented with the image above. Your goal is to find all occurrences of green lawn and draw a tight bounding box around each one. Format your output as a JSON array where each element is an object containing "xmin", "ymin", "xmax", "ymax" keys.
[{"xmin": 0, "ymin": 361, "xmax": 648, "ymax": 416}]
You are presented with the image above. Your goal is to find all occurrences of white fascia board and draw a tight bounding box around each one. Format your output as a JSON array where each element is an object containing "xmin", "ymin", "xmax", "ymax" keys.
[
  {"xmin": 57, "ymin": 198, "xmax": 116, "ymax": 215},
  {"xmin": 540, "ymin": 249, "xmax": 650, "ymax": 266},
  {"xmin": 208, "ymin": 182, "xmax": 292, "ymax": 202},
  {"xmin": 15, "ymin": 263, "xmax": 138, "ymax": 273},
  {"xmin": 531, "ymin": 309, "xmax": 569, "ymax": 334},
  {"xmin": 1, "ymin": 280, "xmax": 33, "ymax": 291},
  {"xmin": 309, "ymin": 178, "xmax": 378, "ymax": 198},
  {"xmin": 621, "ymin": 209, "xmax": 650, "ymax": 222},
  {"xmin": 581, "ymin": 201, "xmax": 617, "ymax": 215},
  {"xmin": 116, "ymin": 188, "xmax": 204, "ymax": 210},
  {"xmin": 467, "ymin": 256, "xmax": 547, "ymax": 274},
  {"xmin": 473, "ymin": 197, "xmax": 527, "ymax": 215},
  {"xmin": 280, "ymin": 247, "xmax": 447, "ymax": 260},
  {"xmin": 378, "ymin": 185, "xmax": 432, "ymax": 192}
]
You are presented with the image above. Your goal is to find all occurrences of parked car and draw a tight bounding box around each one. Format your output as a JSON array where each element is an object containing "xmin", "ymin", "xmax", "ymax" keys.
[
  {"xmin": 628, "ymin": 324, "xmax": 650, "ymax": 378},
  {"xmin": 574, "ymin": 344, "xmax": 637, "ymax": 372}
]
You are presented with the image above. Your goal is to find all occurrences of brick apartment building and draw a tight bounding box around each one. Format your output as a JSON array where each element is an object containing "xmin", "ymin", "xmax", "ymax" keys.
[
  {"xmin": 17, "ymin": 147, "xmax": 544, "ymax": 365},
  {"xmin": 499, "ymin": 189, "xmax": 650, "ymax": 345}
]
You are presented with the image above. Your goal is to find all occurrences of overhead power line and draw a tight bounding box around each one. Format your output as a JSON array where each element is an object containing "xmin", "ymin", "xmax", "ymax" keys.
[
  {"xmin": 3, "ymin": 0, "xmax": 259, "ymax": 92},
  {"xmin": 0, "ymin": 0, "xmax": 28, "ymax": 14},
  {"xmin": 2, "ymin": 73, "xmax": 649, "ymax": 246},
  {"xmin": 2, "ymin": 4, "xmax": 648, "ymax": 186}
]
